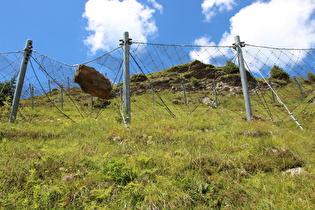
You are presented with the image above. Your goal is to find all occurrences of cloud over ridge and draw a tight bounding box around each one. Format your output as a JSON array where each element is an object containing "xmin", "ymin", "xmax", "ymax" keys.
[
  {"xmin": 220, "ymin": 0, "xmax": 315, "ymax": 69},
  {"xmin": 219, "ymin": 0, "xmax": 315, "ymax": 48},
  {"xmin": 194, "ymin": 0, "xmax": 315, "ymax": 70}
]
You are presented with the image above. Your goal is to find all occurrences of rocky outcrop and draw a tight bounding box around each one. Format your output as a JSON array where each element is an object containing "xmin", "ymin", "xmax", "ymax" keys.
[
  {"xmin": 121, "ymin": 60, "xmax": 263, "ymax": 97},
  {"xmin": 188, "ymin": 60, "xmax": 218, "ymax": 79},
  {"xmin": 74, "ymin": 65, "xmax": 112, "ymax": 99}
]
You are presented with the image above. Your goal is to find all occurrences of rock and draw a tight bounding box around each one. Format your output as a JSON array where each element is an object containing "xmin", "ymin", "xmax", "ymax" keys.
[
  {"xmin": 189, "ymin": 60, "xmax": 217, "ymax": 79},
  {"xmin": 201, "ymin": 96, "xmax": 217, "ymax": 108},
  {"xmin": 112, "ymin": 136, "xmax": 121, "ymax": 141},
  {"xmin": 221, "ymin": 86, "xmax": 231, "ymax": 92},
  {"xmin": 308, "ymin": 96, "xmax": 315, "ymax": 103},
  {"xmin": 265, "ymin": 146, "xmax": 287, "ymax": 155},
  {"xmin": 231, "ymin": 87, "xmax": 242, "ymax": 94},
  {"xmin": 283, "ymin": 167, "xmax": 306, "ymax": 176},
  {"xmin": 219, "ymin": 74, "xmax": 242, "ymax": 86},
  {"xmin": 74, "ymin": 65, "xmax": 112, "ymax": 99},
  {"xmin": 62, "ymin": 174, "xmax": 75, "ymax": 181}
]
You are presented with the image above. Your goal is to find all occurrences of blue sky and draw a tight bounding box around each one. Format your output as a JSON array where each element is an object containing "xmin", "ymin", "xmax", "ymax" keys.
[{"xmin": 1, "ymin": 0, "xmax": 315, "ymax": 65}]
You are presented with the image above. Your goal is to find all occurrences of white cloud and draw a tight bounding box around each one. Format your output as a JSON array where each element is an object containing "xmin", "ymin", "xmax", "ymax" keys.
[
  {"xmin": 217, "ymin": 0, "xmax": 315, "ymax": 71},
  {"xmin": 190, "ymin": 36, "xmax": 216, "ymax": 63},
  {"xmin": 202, "ymin": 0, "xmax": 236, "ymax": 21},
  {"xmin": 148, "ymin": 0, "xmax": 163, "ymax": 14},
  {"xmin": 189, "ymin": 36, "xmax": 232, "ymax": 66},
  {"xmin": 219, "ymin": 0, "xmax": 315, "ymax": 47},
  {"xmin": 83, "ymin": 0, "xmax": 162, "ymax": 54}
]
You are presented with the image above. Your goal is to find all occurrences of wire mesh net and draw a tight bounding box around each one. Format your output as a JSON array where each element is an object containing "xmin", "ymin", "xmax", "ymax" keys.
[
  {"xmin": 0, "ymin": 41, "xmax": 314, "ymax": 129},
  {"xmin": 128, "ymin": 42, "xmax": 315, "ymax": 128},
  {"xmin": 243, "ymin": 45, "xmax": 315, "ymax": 128}
]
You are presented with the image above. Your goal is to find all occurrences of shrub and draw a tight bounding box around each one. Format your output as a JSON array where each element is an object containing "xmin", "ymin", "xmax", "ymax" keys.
[
  {"xmin": 130, "ymin": 73, "xmax": 148, "ymax": 82},
  {"xmin": 270, "ymin": 65, "xmax": 290, "ymax": 82},
  {"xmin": 0, "ymin": 79, "xmax": 15, "ymax": 106},
  {"xmin": 307, "ymin": 72, "xmax": 315, "ymax": 82},
  {"xmin": 190, "ymin": 77, "xmax": 200, "ymax": 87},
  {"xmin": 222, "ymin": 61, "xmax": 239, "ymax": 74}
]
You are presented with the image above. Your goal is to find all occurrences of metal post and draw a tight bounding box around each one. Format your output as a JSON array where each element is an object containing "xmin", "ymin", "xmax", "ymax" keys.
[
  {"xmin": 9, "ymin": 39, "xmax": 33, "ymax": 123},
  {"xmin": 293, "ymin": 76, "xmax": 305, "ymax": 98},
  {"xmin": 60, "ymin": 85, "xmax": 64, "ymax": 110},
  {"xmin": 30, "ymin": 84, "xmax": 34, "ymax": 110},
  {"xmin": 120, "ymin": 87, "xmax": 123, "ymax": 102},
  {"xmin": 90, "ymin": 95, "xmax": 94, "ymax": 110},
  {"xmin": 67, "ymin": 77, "xmax": 70, "ymax": 90},
  {"xmin": 150, "ymin": 82, "xmax": 155, "ymax": 105},
  {"xmin": 48, "ymin": 79, "xmax": 51, "ymax": 93},
  {"xmin": 234, "ymin": 36, "xmax": 252, "ymax": 121},
  {"xmin": 269, "ymin": 78, "xmax": 275, "ymax": 102},
  {"xmin": 212, "ymin": 80, "xmax": 218, "ymax": 107},
  {"xmin": 182, "ymin": 80, "xmax": 187, "ymax": 105},
  {"xmin": 122, "ymin": 32, "xmax": 131, "ymax": 123}
]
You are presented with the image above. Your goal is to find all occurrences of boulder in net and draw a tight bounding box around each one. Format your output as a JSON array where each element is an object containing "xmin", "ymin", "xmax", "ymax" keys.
[{"xmin": 74, "ymin": 65, "xmax": 112, "ymax": 99}]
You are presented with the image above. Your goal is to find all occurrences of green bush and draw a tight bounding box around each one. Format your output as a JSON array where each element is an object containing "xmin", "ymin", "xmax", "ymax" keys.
[
  {"xmin": 222, "ymin": 61, "xmax": 239, "ymax": 74},
  {"xmin": 307, "ymin": 72, "xmax": 315, "ymax": 82},
  {"xmin": 190, "ymin": 77, "xmax": 200, "ymax": 87},
  {"xmin": 270, "ymin": 65, "xmax": 290, "ymax": 81},
  {"xmin": 0, "ymin": 79, "xmax": 15, "ymax": 106},
  {"xmin": 130, "ymin": 73, "xmax": 148, "ymax": 82}
]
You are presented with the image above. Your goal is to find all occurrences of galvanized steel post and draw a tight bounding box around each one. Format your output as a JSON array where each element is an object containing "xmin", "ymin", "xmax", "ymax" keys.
[
  {"xmin": 60, "ymin": 85, "xmax": 64, "ymax": 110},
  {"xmin": 30, "ymin": 84, "xmax": 34, "ymax": 110},
  {"xmin": 122, "ymin": 32, "xmax": 131, "ymax": 123},
  {"xmin": 9, "ymin": 39, "xmax": 33, "ymax": 123},
  {"xmin": 234, "ymin": 36, "xmax": 252, "ymax": 121},
  {"xmin": 212, "ymin": 80, "xmax": 218, "ymax": 108}
]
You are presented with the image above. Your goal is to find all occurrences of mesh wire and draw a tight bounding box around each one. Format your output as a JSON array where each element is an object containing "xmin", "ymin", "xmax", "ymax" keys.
[{"xmin": 0, "ymin": 43, "xmax": 314, "ymax": 128}]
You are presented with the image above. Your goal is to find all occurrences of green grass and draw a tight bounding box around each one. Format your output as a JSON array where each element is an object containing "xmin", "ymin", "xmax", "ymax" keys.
[{"xmin": 0, "ymin": 84, "xmax": 315, "ymax": 209}]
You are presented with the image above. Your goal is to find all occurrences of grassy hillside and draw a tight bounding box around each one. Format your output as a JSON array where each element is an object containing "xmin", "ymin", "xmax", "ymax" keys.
[
  {"xmin": 1, "ymin": 108, "xmax": 314, "ymax": 208},
  {"xmin": 1, "ymin": 61, "xmax": 315, "ymax": 209}
]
